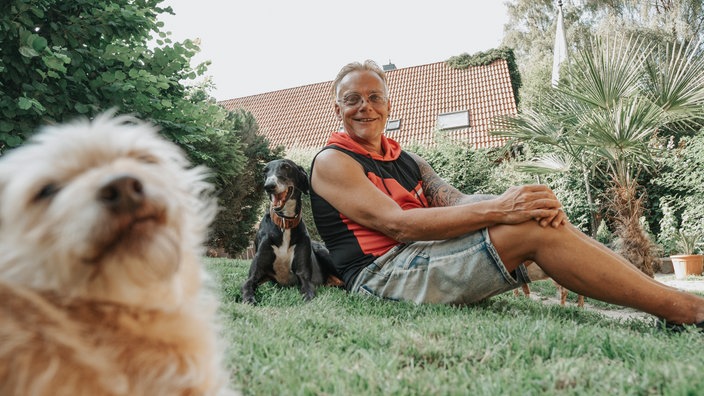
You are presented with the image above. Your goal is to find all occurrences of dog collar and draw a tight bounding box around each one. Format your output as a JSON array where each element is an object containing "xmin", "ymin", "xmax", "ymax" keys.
[{"xmin": 270, "ymin": 206, "xmax": 301, "ymax": 229}]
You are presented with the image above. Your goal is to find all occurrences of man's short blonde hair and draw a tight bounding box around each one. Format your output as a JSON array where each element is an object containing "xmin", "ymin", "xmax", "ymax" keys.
[{"xmin": 331, "ymin": 60, "xmax": 388, "ymax": 98}]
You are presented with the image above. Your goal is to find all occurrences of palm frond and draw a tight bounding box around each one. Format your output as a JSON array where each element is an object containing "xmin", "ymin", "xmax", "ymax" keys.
[
  {"xmin": 560, "ymin": 35, "xmax": 652, "ymax": 110},
  {"xmin": 491, "ymin": 110, "xmax": 566, "ymax": 146},
  {"xmin": 644, "ymin": 39, "xmax": 704, "ymax": 122},
  {"xmin": 515, "ymin": 153, "xmax": 573, "ymax": 175},
  {"xmin": 573, "ymin": 96, "xmax": 663, "ymax": 149}
]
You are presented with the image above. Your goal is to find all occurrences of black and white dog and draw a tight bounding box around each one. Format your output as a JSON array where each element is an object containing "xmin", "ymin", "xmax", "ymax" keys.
[{"xmin": 241, "ymin": 159, "xmax": 342, "ymax": 304}]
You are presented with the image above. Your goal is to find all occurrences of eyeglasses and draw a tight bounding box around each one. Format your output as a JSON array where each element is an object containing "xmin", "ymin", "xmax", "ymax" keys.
[{"xmin": 336, "ymin": 92, "xmax": 388, "ymax": 107}]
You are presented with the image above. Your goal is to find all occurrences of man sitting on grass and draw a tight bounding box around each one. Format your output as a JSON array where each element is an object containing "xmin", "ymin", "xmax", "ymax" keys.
[{"xmin": 309, "ymin": 59, "xmax": 704, "ymax": 332}]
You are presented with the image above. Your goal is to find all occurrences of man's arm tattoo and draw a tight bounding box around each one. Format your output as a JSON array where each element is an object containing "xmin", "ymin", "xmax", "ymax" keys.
[{"xmin": 415, "ymin": 157, "xmax": 464, "ymax": 207}]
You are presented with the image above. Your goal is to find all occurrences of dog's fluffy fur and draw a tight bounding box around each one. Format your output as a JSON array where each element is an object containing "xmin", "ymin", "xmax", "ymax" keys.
[{"xmin": 0, "ymin": 112, "xmax": 235, "ymax": 395}]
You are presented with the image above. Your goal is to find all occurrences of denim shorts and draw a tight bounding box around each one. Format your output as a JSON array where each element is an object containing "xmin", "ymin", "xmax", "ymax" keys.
[{"xmin": 350, "ymin": 228, "xmax": 530, "ymax": 305}]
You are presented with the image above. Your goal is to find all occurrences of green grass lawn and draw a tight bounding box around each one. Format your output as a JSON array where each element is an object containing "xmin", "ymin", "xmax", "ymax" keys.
[{"xmin": 207, "ymin": 258, "xmax": 704, "ymax": 396}]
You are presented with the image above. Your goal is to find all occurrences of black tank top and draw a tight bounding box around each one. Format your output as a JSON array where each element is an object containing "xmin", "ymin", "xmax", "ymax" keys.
[{"xmin": 310, "ymin": 145, "xmax": 427, "ymax": 288}]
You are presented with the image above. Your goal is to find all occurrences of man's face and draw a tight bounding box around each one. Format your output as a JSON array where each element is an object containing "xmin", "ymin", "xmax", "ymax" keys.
[{"xmin": 334, "ymin": 70, "xmax": 391, "ymax": 145}]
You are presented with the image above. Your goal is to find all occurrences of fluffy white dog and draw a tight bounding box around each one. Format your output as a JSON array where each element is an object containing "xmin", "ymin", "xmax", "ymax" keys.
[{"xmin": 0, "ymin": 112, "xmax": 236, "ymax": 395}]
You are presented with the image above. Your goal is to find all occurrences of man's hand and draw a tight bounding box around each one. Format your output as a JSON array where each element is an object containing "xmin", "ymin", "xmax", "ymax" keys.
[
  {"xmin": 495, "ymin": 185, "xmax": 567, "ymax": 228},
  {"xmin": 538, "ymin": 206, "xmax": 568, "ymax": 228}
]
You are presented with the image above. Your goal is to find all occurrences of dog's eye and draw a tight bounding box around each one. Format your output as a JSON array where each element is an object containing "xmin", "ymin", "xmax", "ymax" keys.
[
  {"xmin": 136, "ymin": 154, "xmax": 159, "ymax": 164},
  {"xmin": 34, "ymin": 183, "xmax": 60, "ymax": 201}
]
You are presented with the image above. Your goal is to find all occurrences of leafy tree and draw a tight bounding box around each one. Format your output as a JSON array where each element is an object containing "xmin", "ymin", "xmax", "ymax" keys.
[
  {"xmin": 502, "ymin": 0, "xmax": 590, "ymax": 110},
  {"xmin": 502, "ymin": 0, "xmax": 704, "ymax": 111},
  {"xmin": 207, "ymin": 109, "xmax": 282, "ymax": 256},
  {"xmin": 0, "ymin": 0, "xmax": 242, "ymax": 173},
  {"xmin": 493, "ymin": 35, "xmax": 704, "ymax": 276},
  {"xmin": 3, "ymin": 1, "xmax": 186, "ymax": 146},
  {"xmin": 0, "ymin": 0, "xmax": 278, "ymax": 254},
  {"xmin": 586, "ymin": 0, "xmax": 704, "ymax": 44}
]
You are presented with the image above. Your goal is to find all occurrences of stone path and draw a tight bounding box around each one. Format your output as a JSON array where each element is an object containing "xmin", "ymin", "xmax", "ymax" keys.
[{"xmin": 655, "ymin": 273, "xmax": 704, "ymax": 293}]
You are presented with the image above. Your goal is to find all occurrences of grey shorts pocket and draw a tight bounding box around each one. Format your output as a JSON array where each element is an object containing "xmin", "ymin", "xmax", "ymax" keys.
[{"xmin": 404, "ymin": 251, "xmax": 430, "ymax": 270}]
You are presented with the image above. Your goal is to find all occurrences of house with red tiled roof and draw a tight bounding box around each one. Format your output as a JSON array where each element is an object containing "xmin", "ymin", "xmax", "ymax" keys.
[{"xmin": 219, "ymin": 57, "xmax": 517, "ymax": 151}]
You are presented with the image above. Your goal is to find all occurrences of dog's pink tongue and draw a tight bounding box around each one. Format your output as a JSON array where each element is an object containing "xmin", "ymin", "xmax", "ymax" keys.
[{"xmin": 272, "ymin": 192, "xmax": 285, "ymax": 208}]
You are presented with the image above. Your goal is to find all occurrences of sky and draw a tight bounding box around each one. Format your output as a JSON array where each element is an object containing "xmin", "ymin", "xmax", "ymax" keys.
[{"xmin": 159, "ymin": 1, "xmax": 510, "ymax": 101}]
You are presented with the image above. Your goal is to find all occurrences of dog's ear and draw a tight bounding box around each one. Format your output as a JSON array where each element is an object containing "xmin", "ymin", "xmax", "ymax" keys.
[{"xmin": 297, "ymin": 165, "xmax": 310, "ymax": 194}]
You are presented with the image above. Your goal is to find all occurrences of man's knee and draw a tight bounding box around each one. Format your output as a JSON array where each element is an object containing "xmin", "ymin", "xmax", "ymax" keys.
[{"xmin": 489, "ymin": 221, "xmax": 560, "ymax": 260}]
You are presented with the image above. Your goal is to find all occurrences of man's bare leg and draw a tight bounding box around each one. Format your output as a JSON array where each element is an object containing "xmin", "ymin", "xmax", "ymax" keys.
[{"xmin": 490, "ymin": 221, "xmax": 704, "ymax": 325}]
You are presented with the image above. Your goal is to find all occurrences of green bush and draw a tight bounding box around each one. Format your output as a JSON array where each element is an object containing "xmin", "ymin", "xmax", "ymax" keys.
[
  {"xmin": 658, "ymin": 198, "xmax": 679, "ymax": 256},
  {"xmin": 408, "ymin": 139, "xmax": 505, "ymax": 195},
  {"xmin": 596, "ymin": 219, "xmax": 614, "ymax": 247},
  {"xmin": 651, "ymin": 132, "xmax": 704, "ymax": 251},
  {"xmin": 208, "ymin": 110, "xmax": 281, "ymax": 256}
]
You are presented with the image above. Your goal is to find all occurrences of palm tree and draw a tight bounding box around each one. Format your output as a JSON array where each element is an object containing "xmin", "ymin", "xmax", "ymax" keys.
[{"xmin": 492, "ymin": 35, "xmax": 704, "ymax": 277}]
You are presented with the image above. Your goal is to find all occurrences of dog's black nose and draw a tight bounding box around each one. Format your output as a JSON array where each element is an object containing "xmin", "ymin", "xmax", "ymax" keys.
[
  {"xmin": 264, "ymin": 181, "xmax": 277, "ymax": 193},
  {"xmin": 98, "ymin": 175, "xmax": 145, "ymax": 212}
]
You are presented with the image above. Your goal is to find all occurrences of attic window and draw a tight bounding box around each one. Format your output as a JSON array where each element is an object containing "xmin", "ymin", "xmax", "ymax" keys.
[
  {"xmin": 386, "ymin": 118, "xmax": 401, "ymax": 131},
  {"xmin": 437, "ymin": 110, "xmax": 470, "ymax": 130}
]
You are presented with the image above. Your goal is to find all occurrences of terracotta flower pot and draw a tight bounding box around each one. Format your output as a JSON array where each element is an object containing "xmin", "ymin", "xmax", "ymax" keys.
[{"xmin": 670, "ymin": 254, "xmax": 704, "ymax": 280}]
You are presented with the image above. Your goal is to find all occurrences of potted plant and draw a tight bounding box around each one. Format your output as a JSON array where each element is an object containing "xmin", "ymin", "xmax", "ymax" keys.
[{"xmin": 670, "ymin": 229, "xmax": 704, "ymax": 279}]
